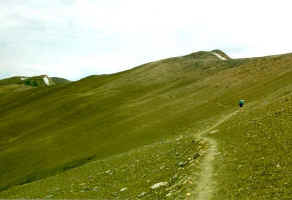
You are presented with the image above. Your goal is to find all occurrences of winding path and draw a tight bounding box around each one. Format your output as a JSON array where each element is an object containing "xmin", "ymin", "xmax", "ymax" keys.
[{"xmin": 192, "ymin": 111, "xmax": 239, "ymax": 200}]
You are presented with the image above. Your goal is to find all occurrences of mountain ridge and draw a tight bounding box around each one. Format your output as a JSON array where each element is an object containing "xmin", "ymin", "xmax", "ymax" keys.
[{"xmin": 0, "ymin": 50, "xmax": 291, "ymax": 199}]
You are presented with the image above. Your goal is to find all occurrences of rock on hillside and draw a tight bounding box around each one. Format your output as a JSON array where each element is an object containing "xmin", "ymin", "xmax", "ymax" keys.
[{"xmin": 0, "ymin": 75, "xmax": 70, "ymax": 87}]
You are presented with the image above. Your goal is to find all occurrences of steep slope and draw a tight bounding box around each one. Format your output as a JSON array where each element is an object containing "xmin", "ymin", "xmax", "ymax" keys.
[{"xmin": 0, "ymin": 50, "xmax": 292, "ymax": 199}]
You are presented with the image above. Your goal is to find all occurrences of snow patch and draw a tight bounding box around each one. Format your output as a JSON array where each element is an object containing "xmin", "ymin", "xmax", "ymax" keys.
[
  {"xmin": 212, "ymin": 52, "xmax": 227, "ymax": 60},
  {"xmin": 43, "ymin": 77, "xmax": 50, "ymax": 86}
]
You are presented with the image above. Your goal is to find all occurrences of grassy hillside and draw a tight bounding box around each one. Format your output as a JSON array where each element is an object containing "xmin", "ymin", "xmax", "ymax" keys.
[
  {"xmin": 51, "ymin": 77, "xmax": 71, "ymax": 85},
  {"xmin": 0, "ymin": 50, "xmax": 292, "ymax": 199},
  {"xmin": 214, "ymin": 93, "xmax": 292, "ymax": 199}
]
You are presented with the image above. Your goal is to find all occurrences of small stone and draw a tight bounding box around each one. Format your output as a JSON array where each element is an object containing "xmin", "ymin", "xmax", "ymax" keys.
[
  {"xmin": 166, "ymin": 192, "xmax": 172, "ymax": 197},
  {"xmin": 120, "ymin": 187, "xmax": 128, "ymax": 192},
  {"xmin": 150, "ymin": 182, "xmax": 168, "ymax": 189},
  {"xmin": 178, "ymin": 161, "xmax": 187, "ymax": 167},
  {"xmin": 210, "ymin": 130, "xmax": 219, "ymax": 134},
  {"xmin": 45, "ymin": 194, "xmax": 54, "ymax": 198},
  {"xmin": 137, "ymin": 192, "xmax": 147, "ymax": 198},
  {"xmin": 186, "ymin": 193, "xmax": 191, "ymax": 196}
]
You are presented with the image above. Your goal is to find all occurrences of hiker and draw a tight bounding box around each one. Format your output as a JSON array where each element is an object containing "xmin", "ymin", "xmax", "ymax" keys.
[{"xmin": 239, "ymin": 99, "xmax": 245, "ymax": 107}]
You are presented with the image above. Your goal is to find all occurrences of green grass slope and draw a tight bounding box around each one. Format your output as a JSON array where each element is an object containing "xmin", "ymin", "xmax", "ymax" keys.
[
  {"xmin": 51, "ymin": 77, "xmax": 71, "ymax": 85},
  {"xmin": 0, "ymin": 135, "xmax": 203, "ymax": 199},
  {"xmin": 214, "ymin": 94, "xmax": 292, "ymax": 199},
  {"xmin": 0, "ymin": 50, "xmax": 292, "ymax": 199}
]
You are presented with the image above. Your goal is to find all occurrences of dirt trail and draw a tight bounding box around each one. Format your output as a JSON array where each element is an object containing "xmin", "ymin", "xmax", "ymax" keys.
[{"xmin": 192, "ymin": 111, "xmax": 239, "ymax": 200}]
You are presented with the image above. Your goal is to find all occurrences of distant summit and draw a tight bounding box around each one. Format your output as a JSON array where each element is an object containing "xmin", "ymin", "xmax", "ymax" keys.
[
  {"xmin": 183, "ymin": 49, "xmax": 230, "ymax": 61},
  {"xmin": 211, "ymin": 49, "xmax": 230, "ymax": 60}
]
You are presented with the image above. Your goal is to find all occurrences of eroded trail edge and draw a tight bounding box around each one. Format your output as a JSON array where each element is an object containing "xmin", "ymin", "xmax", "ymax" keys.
[{"xmin": 192, "ymin": 111, "xmax": 239, "ymax": 200}]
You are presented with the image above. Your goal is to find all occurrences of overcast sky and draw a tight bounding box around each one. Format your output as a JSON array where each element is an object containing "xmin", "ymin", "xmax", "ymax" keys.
[{"xmin": 1, "ymin": 0, "xmax": 292, "ymax": 80}]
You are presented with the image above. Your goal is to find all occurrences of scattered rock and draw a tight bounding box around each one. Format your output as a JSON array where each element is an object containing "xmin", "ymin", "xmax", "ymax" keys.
[
  {"xmin": 120, "ymin": 187, "xmax": 128, "ymax": 192},
  {"xmin": 193, "ymin": 153, "xmax": 200, "ymax": 160},
  {"xmin": 150, "ymin": 182, "xmax": 168, "ymax": 189},
  {"xmin": 137, "ymin": 192, "xmax": 147, "ymax": 198},
  {"xmin": 210, "ymin": 130, "xmax": 219, "ymax": 134},
  {"xmin": 166, "ymin": 192, "xmax": 172, "ymax": 197},
  {"xmin": 45, "ymin": 194, "xmax": 54, "ymax": 199},
  {"xmin": 105, "ymin": 170, "xmax": 113, "ymax": 174},
  {"xmin": 178, "ymin": 161, "xmax": 187, "ymax": 167},
  {"xmin": 112, "ymin": 192, "xmax": 118, "ymax": 197}
]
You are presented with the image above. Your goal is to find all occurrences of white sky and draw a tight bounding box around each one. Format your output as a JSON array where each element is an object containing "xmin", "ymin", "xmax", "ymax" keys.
[{"xmin": 1, "ymin": 0, "xmax": 292, "ymax": 80}]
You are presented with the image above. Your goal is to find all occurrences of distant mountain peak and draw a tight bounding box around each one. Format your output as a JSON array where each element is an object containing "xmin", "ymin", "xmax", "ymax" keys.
[
  {"xmin": 184, "ymin": 50, "xmax": 230, "ymax": 61},
  {"xmin": 211, "ymin": 49, "xmax": 230, "ymax": 60}
]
